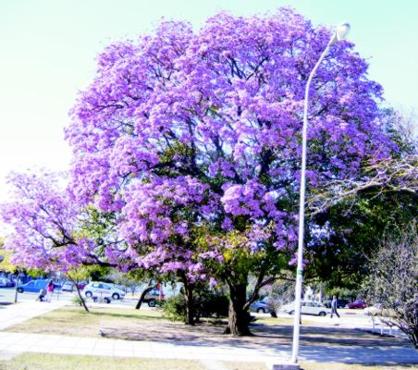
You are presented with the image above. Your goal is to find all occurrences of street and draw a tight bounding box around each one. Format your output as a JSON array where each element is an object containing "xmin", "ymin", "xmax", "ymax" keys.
[{"xmin": 0, "ymin": 288, "xmax": 142, "ymax": 308}]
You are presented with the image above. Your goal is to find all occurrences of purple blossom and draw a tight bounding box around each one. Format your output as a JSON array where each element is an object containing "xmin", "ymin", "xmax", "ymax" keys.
[{"xmin": 65, "ymin": 9, "xmax": 395, "ymax": 279}]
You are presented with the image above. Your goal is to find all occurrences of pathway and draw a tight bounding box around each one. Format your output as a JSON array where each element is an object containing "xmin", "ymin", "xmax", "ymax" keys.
[{"xmin": 0, "ymin": 301, "xmax": 67, "ymax": 330}]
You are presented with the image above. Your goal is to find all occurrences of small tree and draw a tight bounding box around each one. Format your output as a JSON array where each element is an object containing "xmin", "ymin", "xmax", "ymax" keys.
[
  {"xmin": 66, "ymin": 267, "xmax": 93, "ymax": 312},
  {"xmin": 0, "ymin": 172, "xmax": 117, "ymax": 312},
  {"xmin": 365, "ymin": 224, "xmax": 418, "ymax": 348}
]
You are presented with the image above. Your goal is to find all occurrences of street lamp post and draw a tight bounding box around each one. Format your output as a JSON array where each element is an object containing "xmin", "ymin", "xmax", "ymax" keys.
[
  {"xmin": 272, "ymin": 23, "xmax": 350, "ymax": 370},
  {"xmin": 291, "ymin": 23, "xmax": 350, "ymax": 366}
]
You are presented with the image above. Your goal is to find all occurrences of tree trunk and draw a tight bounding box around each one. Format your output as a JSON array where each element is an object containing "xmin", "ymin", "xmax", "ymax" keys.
[
  {"xmin": 183, "ymin": 280, "xmax": 195, "ymax": 326},
  {"xmin": 225, "ymin": 282, "xmax": 252, "ymax": 336},
  {"xmin": 70, "ymin": 278, "xmax": 89, "ymax": 312},
  {"xmin": 135, "ymin": 285, "xmax": 157, "ymax": 310}
]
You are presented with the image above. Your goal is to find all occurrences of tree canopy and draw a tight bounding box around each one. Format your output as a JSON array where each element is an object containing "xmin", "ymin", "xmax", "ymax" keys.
[{"xmin": 65, "ymin": 8, "xmax": 395, "ymax": 281}]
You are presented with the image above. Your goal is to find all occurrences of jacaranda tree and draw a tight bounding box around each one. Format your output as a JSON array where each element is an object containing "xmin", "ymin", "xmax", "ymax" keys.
[
  {"xmin": 1, "ymin": 172, "xmax": 81, "ymax": 269},
  {"xmin": 65, "ymin": 8, "xmax": 396, "ymax": 335},
  {"xmin": 0, "ymin": 172, "xmax": 122, "ymax": 311}
]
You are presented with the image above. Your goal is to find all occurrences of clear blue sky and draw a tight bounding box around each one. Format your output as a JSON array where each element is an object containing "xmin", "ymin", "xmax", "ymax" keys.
[{"xmin": 1, "ymin": 0, "xmax": 417, "ymax": 201}]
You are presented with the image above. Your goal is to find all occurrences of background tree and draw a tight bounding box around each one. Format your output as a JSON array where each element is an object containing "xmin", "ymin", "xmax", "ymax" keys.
[
  {"xmin": 305, "ymin": 111, "xmax": 417, "ymax": 291},
  {"xmin": 1, "ymin": 172, "xmax": 82, "ymax": 270},
  {"xmin": 0, "ymin": 172, "xmax": 120, "ymax": 312},
  {"xmin": 306, "ymin": 189, "xmax": 417, "ymax": 291},
  {"xmin": 364, "ymin": 223, "xmax": 418, "ymax": 348}
]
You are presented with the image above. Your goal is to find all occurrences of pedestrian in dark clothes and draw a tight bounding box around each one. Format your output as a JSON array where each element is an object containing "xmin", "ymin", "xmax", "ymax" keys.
[{"xmin": 331, "ymin": 295, "xmax": 340, "ymax": 318}]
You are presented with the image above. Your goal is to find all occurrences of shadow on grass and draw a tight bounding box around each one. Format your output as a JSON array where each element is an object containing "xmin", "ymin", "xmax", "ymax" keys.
[
  {"xmin": 100, "ymin": 320, "xmax": 418, "ymax": 365},
  {"xmin": 253, "ymin": 323, "xmax": 408, "ymax": 347}
]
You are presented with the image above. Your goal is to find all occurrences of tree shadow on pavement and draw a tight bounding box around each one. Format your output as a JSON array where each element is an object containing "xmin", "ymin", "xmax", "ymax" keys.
[{"xmin": 101, "ymin": 319, "xmax": 414, "ymax": 354}]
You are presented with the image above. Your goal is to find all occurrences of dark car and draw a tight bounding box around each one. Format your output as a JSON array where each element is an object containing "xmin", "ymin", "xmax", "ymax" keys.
[
  {"xmin": 143, "ymin": 288, "xmax": 165, "ymax": 307},
  {"xmin": 250, "ymin": 297, "xmax": 271, "ymax": 313},
  {"xmin": 17, "ymin": 279, "xmax": 49, "ymax": 293},
  {"xmin": 323, "ymin": 299, "xmax": 350, "ymax": 309},
  {"xmin": 347, "ymin": 299, "xmax": 367, "ymax": 309}
]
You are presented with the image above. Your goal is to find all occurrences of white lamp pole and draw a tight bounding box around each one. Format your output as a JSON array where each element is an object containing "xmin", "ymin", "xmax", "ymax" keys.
[{"xmin": 290, "ymin": 23, "xmax": 350, "ymax": 366}]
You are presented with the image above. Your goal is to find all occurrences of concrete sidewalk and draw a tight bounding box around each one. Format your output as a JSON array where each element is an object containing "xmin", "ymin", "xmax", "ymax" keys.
[
  {"xmin": 0, "ymin": 301, "xmax": 66, "ymax": 330},
  {"xmin": 0, "ymin": 332, "xmax": 284, "ymax": 363}
]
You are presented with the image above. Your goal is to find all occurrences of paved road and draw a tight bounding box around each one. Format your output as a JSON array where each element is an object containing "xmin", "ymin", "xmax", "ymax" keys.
[
  {"xmin": 0, "ymin": 288, "xmax": 72, "ymax": 304},
  {"xmin": 0, "ymin": 288, "xmax": 143, "ymax": 307}
]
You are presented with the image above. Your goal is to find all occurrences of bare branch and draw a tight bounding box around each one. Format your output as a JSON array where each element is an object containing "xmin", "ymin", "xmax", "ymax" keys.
[{"xmin": 307, "ymin": 155, "xmax": 418, "ymax": 216}]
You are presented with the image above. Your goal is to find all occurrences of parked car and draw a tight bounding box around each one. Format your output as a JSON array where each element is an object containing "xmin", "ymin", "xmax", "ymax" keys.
[
  {"xmin": 0, "ymin": 277, "xmax": 14, "ymax": 288},
  {"xmin": 323, "ymin": 299, "xmax": 350, "ymax": 309},
  {"xmin": 83, "ymin": 282, "xmax": 126, "ymax": 300},
  {"xmin": 143, "ymin": 288, "xmax": 164, "ymax": 307},
  {"xmin": 109, "ymin": 283, "xmax": 128, "ymax": 294},
  {"xmin": 60, "ymin": 281, "xmax": 73, "ymax": 292},
  {"xmin": 347, "ymin": 299, "xmax": 367, "ymax": 309},
  {"xmin": 250, "ymin": 297, "xmax": 272, "ymax": 313},
  {"xmin": 281, "ymin": 300, "xmax": 329, "ymax": 316},
  {"xmin": 60, "ymin": 281, "xmax": 87, "ymax": 292},
  {"xmin": 17, "ymin": 279, "xmax": 49, "ymax": 293}
]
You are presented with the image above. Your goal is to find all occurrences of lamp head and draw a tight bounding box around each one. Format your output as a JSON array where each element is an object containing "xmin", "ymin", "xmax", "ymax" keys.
[{"xmin": 336, "ymin": 23, "xmax": 350, "ymax": 41}]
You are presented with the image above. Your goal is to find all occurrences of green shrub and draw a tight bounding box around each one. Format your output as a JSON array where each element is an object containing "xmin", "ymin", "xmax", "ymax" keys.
[
  {"xmin": 71, "ymin": 295, "xmax": 85, "ymax": 307},
  {"xmin": 197, "ymin": 291, "xmax": 229, "ymax": 318},
  {"xmin": 162, "ymin": 295, "xmax": 187, "ymax": 322},
  {"xmin": 162, "ymin": 290, "xmax": 229, "ymax": 322}
]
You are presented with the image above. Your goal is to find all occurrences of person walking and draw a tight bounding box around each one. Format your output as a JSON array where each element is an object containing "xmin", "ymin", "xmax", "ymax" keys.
[
  {"xmin": 330, "ymin": 295, "xmax": 340, "ymax": 318},
  {"xmin": 46, "ymin": 280, "xmax": 55, "ymax": 302},
  {"xmin": 37, "ymin": 287, "xmax": 47, "ymax": 302}
]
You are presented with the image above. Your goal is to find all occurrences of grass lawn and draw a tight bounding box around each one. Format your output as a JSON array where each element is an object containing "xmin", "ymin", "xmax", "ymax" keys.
[
  {"xmin": 0, "ymin": 353, "xmax": 207, "ymax": 370},
  {"xmin": 4, "ymin": 306, "xmax": 164, "ymax": 337},
  {"xmin": 4, "ymin": 305, "xmax": 411, "ymax": 348},
  {"xmin": 3, "ymin": 305, "xmax": 310, "ymax": 338},
  {"xmin": 0, "ymin": 353, "xmax": 416, "ymax": 370}
]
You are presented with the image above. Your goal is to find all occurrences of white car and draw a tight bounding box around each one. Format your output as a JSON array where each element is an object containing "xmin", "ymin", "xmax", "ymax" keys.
[
  {"xmin": 83, "ymin": 282, "xmax": 126, "ymax": 300},
  {"xmin": 61, "ymin": 281, "xmax": 75, "ymax": 292},
  {"xmin": 281, "ymin": 300, "xmax": 329, "ymax": 316}
]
